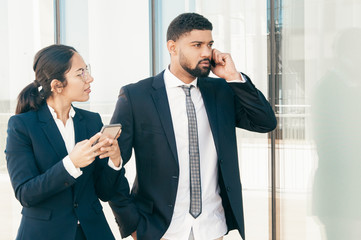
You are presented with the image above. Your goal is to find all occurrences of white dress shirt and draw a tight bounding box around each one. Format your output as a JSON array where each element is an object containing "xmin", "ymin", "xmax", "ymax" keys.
[
  {"xmin": 47, "ymin": 105, "xmax": 120, "ymax": 179},
  {"xmin": 162, "ymin": 69, "xmax": 227, "ymax": 240}
]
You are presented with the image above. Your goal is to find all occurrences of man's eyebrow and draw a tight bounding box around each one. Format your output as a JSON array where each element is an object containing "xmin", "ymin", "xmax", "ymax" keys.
[{"xmin": 190, "ymin": 40, "xmax": 214, "ymax": 44}]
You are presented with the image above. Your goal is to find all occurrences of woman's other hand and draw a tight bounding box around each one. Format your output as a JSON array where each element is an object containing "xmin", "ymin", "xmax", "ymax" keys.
[{"xmin": 69, "ymin": 132, "xmax": 110, "ymax": 168}]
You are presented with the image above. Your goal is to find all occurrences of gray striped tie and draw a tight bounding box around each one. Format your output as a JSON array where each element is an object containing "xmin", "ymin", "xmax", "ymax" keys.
[{"xmin": 181, "ymin": 85, "xmax": 202, "ymax": 218}]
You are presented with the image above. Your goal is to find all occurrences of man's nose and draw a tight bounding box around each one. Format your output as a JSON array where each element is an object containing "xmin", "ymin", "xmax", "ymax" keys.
[{"xmin": 201, "ymin": 46, "xmax": 212, "ymax": 58}]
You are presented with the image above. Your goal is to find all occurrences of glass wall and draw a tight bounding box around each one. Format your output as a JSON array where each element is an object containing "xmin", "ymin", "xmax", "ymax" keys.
[
  {"xmin": 59, "ymin": 0, "xmax": 150, "ymax": 123},
  {"xmin": 0, "ymin": 1, "xmax": 54, "ymax": 238},
  {"xmin": 273, "ymin": 0, "xmax": 361, "ymax": 239},
  {"xmin": 2, "ymin": 0, "xmax": 361, "ymax": 239},
  {"xmin": 0, "ymin": 0, "xmax": 54, "ymax": 170}
]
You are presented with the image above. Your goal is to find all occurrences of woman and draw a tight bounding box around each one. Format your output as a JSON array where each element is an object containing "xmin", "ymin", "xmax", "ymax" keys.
[{"xmin": 5, "ymin": 44, "xmax": 122, "ymax": 240}]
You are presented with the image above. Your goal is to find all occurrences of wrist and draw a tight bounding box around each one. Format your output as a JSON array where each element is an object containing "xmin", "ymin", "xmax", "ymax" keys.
[
  {"xmin": 225, "ymin": 72, "xmax": 242, "ymax": 81},
  {"xmin": 68, "ymin": 154, "xmax": 79, "ymax": 168},
  {"xmin": 111, "ymin": 156, "xmax": 121, "ymax": 167}
]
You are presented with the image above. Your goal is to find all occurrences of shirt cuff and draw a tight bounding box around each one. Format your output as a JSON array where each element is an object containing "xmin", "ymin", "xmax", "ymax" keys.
[
  {"xmin": 63, "ymin": 156, "xmax": 83, "ymax": 178},
  {"xmin": 227, "ymin": 73, "xmax": 247, "ymax": 83},
  {"xmin": 108, "ymin": 158, "xmax": 122, "ymax": 171}
]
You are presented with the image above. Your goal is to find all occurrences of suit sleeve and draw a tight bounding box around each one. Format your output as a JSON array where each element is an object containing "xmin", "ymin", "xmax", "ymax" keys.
[
  {"xmin": 228, "ymin": 74, "xmax": 277, "ymax": 132},
  {"xmin": 108, "ymin": 86, "xmax": 141, "ymax": 238},
  {"xmin": 5, "ymin": 116, "xmax": 76, "ymax": 207}
]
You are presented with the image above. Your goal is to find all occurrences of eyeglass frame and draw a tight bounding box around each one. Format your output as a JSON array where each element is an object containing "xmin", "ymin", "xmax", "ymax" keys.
[{"xmin": 78, "ymin": 64, "xmax": 91, "ymax": 82}]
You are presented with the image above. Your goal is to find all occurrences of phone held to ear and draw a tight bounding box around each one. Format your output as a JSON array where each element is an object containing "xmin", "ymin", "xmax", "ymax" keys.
[
  {"xmin": 92, "ymin": 123, "xmax": 122, "ymax": 146},
  {"xmin": 210, "ymin": 59, "xmax": 216, "ymax": 67}
]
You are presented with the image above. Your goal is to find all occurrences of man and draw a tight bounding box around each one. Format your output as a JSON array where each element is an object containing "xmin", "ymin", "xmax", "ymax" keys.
[{"xmin": 109, "ymin": 13, "xmax": 277, "ymax": 240}]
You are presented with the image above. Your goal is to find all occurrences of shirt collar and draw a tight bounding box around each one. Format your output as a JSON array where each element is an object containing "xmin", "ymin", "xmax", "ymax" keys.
[
  {"xmin": 47, "ymin": 104, "xmax": 76, "ymax": 120},
  {"xmin": 164, "ymin": 66, "xmax": 198, "ymax": 89}
]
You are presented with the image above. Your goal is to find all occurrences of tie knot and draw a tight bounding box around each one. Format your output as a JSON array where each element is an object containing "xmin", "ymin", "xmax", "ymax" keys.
[{"xmin": 180, "ymin": 85, "xmax": 193, "ymax": 96}]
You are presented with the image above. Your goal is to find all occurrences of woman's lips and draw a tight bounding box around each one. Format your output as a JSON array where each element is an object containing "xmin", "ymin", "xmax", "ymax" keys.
[{"xmin": 85, "ymin": 87, "xmax": 91, "ymax": 93}]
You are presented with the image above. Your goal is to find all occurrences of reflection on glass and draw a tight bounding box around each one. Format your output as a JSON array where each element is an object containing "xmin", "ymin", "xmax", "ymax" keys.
[
  {"xmin": 277, "ymin": 0, "xmax": 361, "ymax": 239},
  {"xmin": 312, "ymin": 28, "xmax": 361, "ymax": 240}
]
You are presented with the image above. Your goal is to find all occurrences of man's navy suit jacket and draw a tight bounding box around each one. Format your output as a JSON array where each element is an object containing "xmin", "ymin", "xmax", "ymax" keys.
[
  {"xmin": 109, "ymin": 71, "xmax": 277, "ymax": 240},
  {"xmin": 6, "ymin": 104, "xmax": 122, "ymax": 240}
]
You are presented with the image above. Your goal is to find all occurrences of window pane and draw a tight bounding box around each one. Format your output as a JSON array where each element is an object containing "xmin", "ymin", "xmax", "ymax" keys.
[
  {"xmin": 0, "ymin": 1, "xmax": 54, "ymax": 238},
  {"xmin": 60, "ymin": 0, "xmax": 150, "ymax": 124},
  {"xmin": 276, "ymin": 0, "xmax": 361, "ymax": 239}
]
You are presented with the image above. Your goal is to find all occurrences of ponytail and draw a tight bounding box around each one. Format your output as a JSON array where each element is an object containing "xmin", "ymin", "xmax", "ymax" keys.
[
  {"xmin": 15, "ymin": 44, "xmax": 77, "ymax": 115},
  {"xmin": 15, "ymin": 80, "xmax": 45, "ymax": 114}
]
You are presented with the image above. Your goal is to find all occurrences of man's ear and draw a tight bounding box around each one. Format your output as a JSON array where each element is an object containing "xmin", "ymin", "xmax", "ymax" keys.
[
  {"xmin": 50, "ymin": 79, "xmax": 64, "ymax": 93},
  {"xmin": 167, "ymin": 40, "xmax": 177, "ymax": 55}
]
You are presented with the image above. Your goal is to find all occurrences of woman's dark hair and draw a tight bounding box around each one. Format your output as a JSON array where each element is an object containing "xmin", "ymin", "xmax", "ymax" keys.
[
  {"xmin": 166, "ymin": 12, "xmax": 213, "ymax": 42},
  {"xmin": 15, "ymin": 44, "xmax": 77, "ymax": 114}
]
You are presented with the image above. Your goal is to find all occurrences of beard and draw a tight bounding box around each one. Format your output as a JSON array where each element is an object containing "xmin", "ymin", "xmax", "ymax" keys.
[{"xmin": 179, "ymin": 51, "xmax": 211, "ymax": 78}]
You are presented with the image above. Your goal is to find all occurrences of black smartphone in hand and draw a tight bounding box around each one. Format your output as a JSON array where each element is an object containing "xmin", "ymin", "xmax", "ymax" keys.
[{"xmin": 210, "ymin": 59, "xmax": 216, "ymax": 67}]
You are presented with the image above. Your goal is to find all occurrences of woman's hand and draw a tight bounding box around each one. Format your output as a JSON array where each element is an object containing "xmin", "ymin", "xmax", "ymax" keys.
[
  {"xmin": 69, "ymin": 133, "xmax": 110, "ymax": 168},
  {"xmin": 98, "ymin": 135, "xmax": 122, "ymax": 168}
]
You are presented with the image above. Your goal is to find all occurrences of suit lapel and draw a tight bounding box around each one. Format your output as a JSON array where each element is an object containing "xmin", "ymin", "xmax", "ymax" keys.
[
  {"xmin": 198, "ymin": 78, "xmax": 220, "ymax": 155},
  {"xmin": 38, "ymin": 104, "xmax": 68, "ymax": 161},
  {"xmin": 151, "ymin": 71, "xmax": 179, "ymax": 164},
  {"xmin": 39, "ymin": 105, "xmax": 89, "ymax": 198},
  {"xmin": 71, "ymin": 108, "xmax": 89, "ymax": 199},
  {"xmin": 72, "ymin": 107, "xmax": 87, "ymax": 144}
]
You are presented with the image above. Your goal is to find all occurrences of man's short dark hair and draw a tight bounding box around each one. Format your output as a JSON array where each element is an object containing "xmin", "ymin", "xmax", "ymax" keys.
[{"xmin": 167, "ymin": 13, "xmax": 213, "ymax": 41}]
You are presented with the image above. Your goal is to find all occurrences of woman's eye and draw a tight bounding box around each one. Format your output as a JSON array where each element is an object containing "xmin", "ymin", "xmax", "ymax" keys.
[{"xmin": 77, "ymin": 70, "xmax": 84, "ymax": 76}]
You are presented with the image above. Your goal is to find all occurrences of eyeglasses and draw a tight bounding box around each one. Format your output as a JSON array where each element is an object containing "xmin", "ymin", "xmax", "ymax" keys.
[{"xmin": 79, "ymin": 64, "xmax": 91, "ymax": 82}]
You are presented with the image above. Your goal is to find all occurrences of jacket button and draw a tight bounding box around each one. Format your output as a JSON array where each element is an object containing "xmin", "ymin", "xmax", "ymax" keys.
[
  {"xmin": 219, "ymin": 159, "xmax": 224, "ymax": 164},
  {"xmin": 74, "ymin": 202, "xmax": 79, "ymax": 208},
  {"xmin": 64, "ymin": 182, "xmax": 69, "ymax": 186},
  {"xmin": 227, "ymin": 187, "xmax": 231, "ymax": 192}
]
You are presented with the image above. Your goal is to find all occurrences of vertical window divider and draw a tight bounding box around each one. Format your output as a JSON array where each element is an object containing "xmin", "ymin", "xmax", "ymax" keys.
[
  {"xmin": 268, "ymin": 0, "xmax": 278, "ymax": 239},
  {"xmin": 149, "ymin": 0, "xmax": 156, "ymax": 76},
  {"xmin": 54, "ymin": 0, "xmax": 61, "ymax": 44}
]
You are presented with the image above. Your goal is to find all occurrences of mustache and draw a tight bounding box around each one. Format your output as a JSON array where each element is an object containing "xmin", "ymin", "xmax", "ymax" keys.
[{"xmin": 198, "ymin": 59, "xmax": 211, "ymax": 64}]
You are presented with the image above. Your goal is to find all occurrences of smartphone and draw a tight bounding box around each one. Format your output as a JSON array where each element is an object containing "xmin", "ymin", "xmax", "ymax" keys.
[
  {"xmin": 210, "ymin": 59, "xmax": 216, "ymax": 67},
  {"xmin": 92, "ymin": 123, "xmax": 122, "ymax": 146}
]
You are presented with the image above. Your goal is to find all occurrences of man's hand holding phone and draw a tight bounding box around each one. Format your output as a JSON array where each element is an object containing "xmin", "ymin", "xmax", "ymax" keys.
[{"xmin": 210, "ymin": 49, "xmax": 242, "ymax": 82}]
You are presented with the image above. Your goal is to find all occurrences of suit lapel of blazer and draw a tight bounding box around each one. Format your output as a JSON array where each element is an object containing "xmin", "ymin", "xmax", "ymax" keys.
[
  {"xmin": 150, "ymin": 71, "xmax": 179, "ymax": 164},
  {"xmin": 198, "ymin": 78, "xmax": 220, "ymax": 154},
  {"xmin": 72, "ymin": 107, "xmax": 87, "ymax": 144},
  {"xmin": 39, "ymin": 105, "xmax": 88, "ymax": 198},
  {"xmin": 38, "ymin": 104, "xmax": 68, "ymax": 161},
  {"xmin": 71, "ymin": 107, "xmax": 89, "ymax": 198}
]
